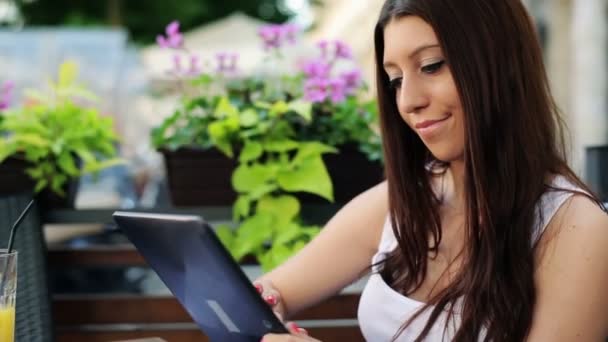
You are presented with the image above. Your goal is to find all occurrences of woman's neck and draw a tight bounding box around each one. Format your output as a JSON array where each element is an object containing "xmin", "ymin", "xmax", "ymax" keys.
[{"xmin": 444, "ymin": 159, "xmax": 466, "ymax": 211}]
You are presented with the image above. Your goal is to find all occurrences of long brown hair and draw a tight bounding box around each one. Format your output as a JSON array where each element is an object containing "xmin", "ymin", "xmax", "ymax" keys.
[{"xmin": 374, "ymin": 0, "xmax": 602, "ymax": 341}]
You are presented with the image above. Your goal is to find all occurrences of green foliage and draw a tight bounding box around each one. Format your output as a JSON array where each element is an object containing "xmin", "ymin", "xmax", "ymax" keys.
[
  {"xmin": 152, "ymin": 23, "xmax": 382, "ymax": 271},
  {"xmin": 0, "ymin": 61, "xmax": 123, "ymax": 196}
]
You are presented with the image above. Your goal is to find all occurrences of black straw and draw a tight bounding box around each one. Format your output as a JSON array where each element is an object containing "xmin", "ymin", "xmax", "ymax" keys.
[
  {"xmin": 6, "ymin": 199, "xmax": 34, "ymax": 253},
  {"xmin": 0, "ymin": 199, "xmax": 35, "ymax": 296}
]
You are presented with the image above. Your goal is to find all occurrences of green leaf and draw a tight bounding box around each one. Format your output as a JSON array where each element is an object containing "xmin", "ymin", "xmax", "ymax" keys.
[
  {"xmin": 248, "ymin": 183, "xmax": 278, "ymax": 200},
  {"xmin": 58, "ymin": 61, "xmax": 78, "ymax": 88},
  {"xmin": 239, "ymin": 109, "xmax": 259, "ymax": 127},
  {"xmin": 239, "ymin": 140, "xmax": 263, "ymax": 163},
  {"xmin": 269, "ymin": 101, "xmax": 290, "ymax": 117},
  {"xmin": 215, "ymin": 224, "xmax": 235, "ymax": 251},
  {"xmin": 214, "ymin": 97, "xmax": 239, "ymax": 119},
  {"xmin": 81, "ymin": 158, "xmax": 125, "ymax": 173},
  {"xmin": 231, "ymin": 164, "xmax": 275, "ymax": 193},
  {"xmin": 259, "ymin": 244, "xmax": 293, "ymax": 272},
  {"xmin": 232, "ymin": 213, "xmax": 274, "ymax": 260},
  {"xmin": 34, "ymin": 177, "xmax": 49, "ymax": 193},
  {"xmin": 13, "ymin": 134, "xmax": 50, "ymax": 148},
  {"xmin": 263, "ymin": 139, "xmax": 299, "ymax": 152},
  {"xmin": 291, "ymin": 142, "xmax": 337, "ymax": 167},
  {"xmin": 233, "ymin": 195, "xmax": 251, "ymax": 221},
  {"xmin": 256, "ymin": 195, "xmax": 300, "ymax": 228},
  {"xmin": 273, "ymin": 222, "xmax": 304, "ymax": 245},
  {"xmin": 288, "ymin": 100, "xmax": 312, "ymax": 122},
  {"xmin": 278, "ymin": 156, "xmax": 334, "ymax": 202},
  {"xmin": 57, "ymin": 152, "xmax": 79, "ymax": 176}
]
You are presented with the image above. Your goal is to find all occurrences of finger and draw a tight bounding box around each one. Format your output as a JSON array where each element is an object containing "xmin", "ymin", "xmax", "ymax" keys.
[
  {"xmin": 252, "ymin": 281, "xmax": 263, "ymax": 294},
  {"xmin": 261, "ymin": 287, "xmax": 282, "ymax": 307},
  {"xmin": 286, "ymin": 321, "xmax": 308, "ymax": 335},
  {"xmin": 274, "ymin": 310, "xmax": 285, "ymax": 323}
]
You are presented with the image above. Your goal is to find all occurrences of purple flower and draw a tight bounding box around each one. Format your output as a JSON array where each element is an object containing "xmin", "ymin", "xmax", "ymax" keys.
[
  {"xmin": 340, "ymin": 69, "xmax": 362, "ymax": 94},
  {"xmin": 334, "ymin": 40, "xmax": 352, "ymax": 59},
  {"xmin": 0, "ymin": 81, "xmax": 14, "ymax": 110},
  {"xmin": 328, "ymin": 78, "xmax": 347, "ymax": 103},
  {"xmin": 258, "ymin": 23, "xmax": 300, "ymax": 51},
  {"xmin": 282, "ymin": 23, "xmax": 299, "ymax": 44},
  {"xmin": 258, "ymin": 24, "xmax": 283, "ymax": 50},
  {"xmin": 316, "ymin": 40, "xmax": 353, "ymax": 61},
  {"xmin": 317, "ymin": 40, "xmax": 329, "ymax": 59},
  {"xmin": 188, "ymin": 54, "xmax": 201, "ymax": 75},
  {"xmin": 172, "ymin": 54, "xmax": 182, "ymax": 73},
  {"xmin": 304, "ymin": 78, "xmax": 329, "ymax": 103},
  {"xmin": 157, "ymin": 20, "xmax": 184, "ymax": 49},
  {"xmin": 301, "ymin": 59, "xmax": 331, "ymax": 79},
  {"xmin": 215, "ymin": 52, "xmax": 239, "ymax": 74}
]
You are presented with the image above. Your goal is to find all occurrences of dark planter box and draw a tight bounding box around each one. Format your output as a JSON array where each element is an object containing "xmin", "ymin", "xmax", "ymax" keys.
[
  {"xmin": 161, "ymin": 144, "xmax": 384, "ymax": 206},
  {"xmin": 0, "ymin": 156, "xmax": 79, "ymax": 209}
]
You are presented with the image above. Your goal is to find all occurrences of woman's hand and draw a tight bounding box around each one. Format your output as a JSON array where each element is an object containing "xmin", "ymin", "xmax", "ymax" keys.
[
  {"xmin": 261, "ymin": 322, "xmax": 322, "ymax": 341},
  {"xmin": 253, "ymin": 278, "xmax": 287, "ymax": 322}
]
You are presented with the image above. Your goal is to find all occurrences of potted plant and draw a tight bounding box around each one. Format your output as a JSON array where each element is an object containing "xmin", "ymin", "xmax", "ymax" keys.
[
  {"xmin": 152, "ymin": 21, "xmax": 383, "ymax": 206},
  {"xmin": 0, "ymin": 61, "xmax": 123, "ymax": 209},
  {"xmin": 151, "ymin": 21, "xmax": 383, "ymax": 270}
]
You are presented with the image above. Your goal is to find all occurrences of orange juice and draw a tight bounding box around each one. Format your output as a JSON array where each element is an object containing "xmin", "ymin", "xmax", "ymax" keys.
[{"xmin": 0, "ymin": 305, "xmax": 15, "ymax": 342}]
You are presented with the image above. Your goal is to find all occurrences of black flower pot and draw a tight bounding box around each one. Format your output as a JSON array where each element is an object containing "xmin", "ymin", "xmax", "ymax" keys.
[
  {"xmin": 161, "ymin": 144, "xmax": 384, "ymax": 207},
  {"xmin": 0, "ymin": 156, "xmax": 79, "ymax": 209}
]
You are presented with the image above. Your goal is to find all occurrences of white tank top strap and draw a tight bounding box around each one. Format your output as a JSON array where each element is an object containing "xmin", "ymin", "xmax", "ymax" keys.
[{"xmin": 532, "ymin": 175, "xmax": 586, "ymax": 244}]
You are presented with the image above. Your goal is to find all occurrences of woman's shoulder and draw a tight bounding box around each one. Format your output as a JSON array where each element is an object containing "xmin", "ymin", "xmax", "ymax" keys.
[{"xmin": 530, "ymin": 193, "xmax": 608, "ymax": 339}]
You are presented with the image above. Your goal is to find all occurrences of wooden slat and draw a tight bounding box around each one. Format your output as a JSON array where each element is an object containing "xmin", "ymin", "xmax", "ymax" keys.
[
  {"xmin": 53, "ymin": 293, "xmax": 361, "ymax": 324},
  {"xmin": 56, "ymin": 325, "xmax": 364, "ymax": 342},
  {"xmin": 48, "ymin": 245, "xmax": 147, "ymax": 267}
]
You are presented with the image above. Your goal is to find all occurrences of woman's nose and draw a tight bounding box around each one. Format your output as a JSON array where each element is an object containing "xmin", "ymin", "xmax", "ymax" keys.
[{"xmin": 397, "ymin": 80, "xmax": 429, "ymax": 114}]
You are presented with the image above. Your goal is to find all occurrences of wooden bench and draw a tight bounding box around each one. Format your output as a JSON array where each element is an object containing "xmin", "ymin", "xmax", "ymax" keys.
[{"xmin": 49, "ymin": 244, "xmax": 364, "ymax": 342}]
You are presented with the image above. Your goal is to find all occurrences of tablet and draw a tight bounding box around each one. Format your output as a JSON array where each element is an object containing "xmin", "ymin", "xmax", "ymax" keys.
[{"xmin": 112, "ymin": 211, "xmax": 288, "ymax": 341}]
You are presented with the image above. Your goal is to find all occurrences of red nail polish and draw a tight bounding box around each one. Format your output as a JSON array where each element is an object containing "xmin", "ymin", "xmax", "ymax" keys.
[
  {"xmin": 290, "ymin": 322, "xmax": 300, "ymax": 330},
  {"xmin": 254, "ymin": 283, "xmax": 263, "ymax": 294},
  {"xmin": 265, "ymin": 295, "xmax": 276, "ymax": 305}
]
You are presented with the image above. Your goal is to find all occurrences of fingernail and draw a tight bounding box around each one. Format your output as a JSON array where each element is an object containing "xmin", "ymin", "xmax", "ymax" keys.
[
  {"xmin": 264, "ymin": 295, "xmax": 277, "ymax": 305},
  {"xmin": 254, "ymin": 283, "xmax": 263, "ymax": 294},
  {"xmin": 290, "ymin": 322, "xmax": 300, "ymax": 330},
  {"xmin": 298, "ymin": 327, "xmax": 308, "ymax": 334}
]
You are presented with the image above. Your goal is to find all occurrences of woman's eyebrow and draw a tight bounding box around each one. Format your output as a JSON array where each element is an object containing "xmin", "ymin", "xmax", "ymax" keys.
[
  {"xmin": 408, "ymin": 43, "xmax": 441, "ymax": 59},
  {"xmin": 383, "ymin": 43, "xmax": 441, "ymax": 69}
]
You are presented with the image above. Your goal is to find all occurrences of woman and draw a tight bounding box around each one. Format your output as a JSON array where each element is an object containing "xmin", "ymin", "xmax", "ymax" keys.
[{"xmin": 258, "ymin": 0, "xmax": 608, "ymax": 341}]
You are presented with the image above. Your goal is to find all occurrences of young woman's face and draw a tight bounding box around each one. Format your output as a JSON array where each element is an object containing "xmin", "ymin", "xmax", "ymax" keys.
[{"xmin": 383, "ymin": 16, "xmax": 465, "ymax": 163}]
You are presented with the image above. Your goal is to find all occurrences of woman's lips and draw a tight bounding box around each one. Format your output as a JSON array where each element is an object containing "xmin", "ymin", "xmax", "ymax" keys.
[{"xmin": 414, "ymin": 115, "xmax": 451, "ymax": 139}]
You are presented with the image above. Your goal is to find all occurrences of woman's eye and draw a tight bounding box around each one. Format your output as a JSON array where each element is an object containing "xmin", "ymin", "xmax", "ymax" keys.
[
  {"xmin": 421, "ymin": 60, "xmax": 445, "ymax": 74},
  {"xmin": 388, "ymin": 77, "xmax": 402, "ymax": 90}
]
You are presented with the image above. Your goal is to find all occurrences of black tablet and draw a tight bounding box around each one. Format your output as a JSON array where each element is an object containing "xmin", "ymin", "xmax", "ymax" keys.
[{"xmin": 112, "ymin": 211, "xmax": 288, "ymax": 341}]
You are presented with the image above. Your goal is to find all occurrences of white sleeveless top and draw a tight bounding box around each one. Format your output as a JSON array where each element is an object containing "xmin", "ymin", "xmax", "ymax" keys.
[{"xmin": 357, "ymin": 176, "xmax": 581, "ymax": 341}]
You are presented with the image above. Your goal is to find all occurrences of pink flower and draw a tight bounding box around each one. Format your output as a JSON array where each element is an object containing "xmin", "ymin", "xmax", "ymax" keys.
[
  {"xmin": 301, "ymin": 60, "xmax": 331, "ymax": 79},
  {"xmin": 328, "ymin": 78, "xmax": 347, "ymax": 103},
  {"xmin": 188, "ymin": 54, "xmax": 201, "ymax": 75},
  {"xmin": 335, "ymin": 40, "xmax": 352, "ymax": 59},
  {"xmin": 157, "ymin": 20, "xmax": 183, "ymax": 49},
  {"xmin": 340, "ymin": 69, "xmax": 362, "ymax": 94},
  {"xmin": 0, "ymin": 81, "xmax": 14, "ymax": 110},
  {"xmin": 304, "ymin": 78, "xmax": 329, "ymax": 103},
  {"xmin": 172, "ymin": 54, "xmax": 182, "ymax": 72},
  {"xmin": 258, "ymin": 23, "xmax": 300, "ymax": 51}
]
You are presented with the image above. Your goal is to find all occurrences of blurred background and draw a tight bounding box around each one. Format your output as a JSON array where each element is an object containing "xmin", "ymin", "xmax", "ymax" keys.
[
  {"xmin": 0, "ymin": 0, "xmax": 605, "ymax": 210},
  {"xmin": 0, "ymin": 0, "xmax": 605, "ymax": 341}
]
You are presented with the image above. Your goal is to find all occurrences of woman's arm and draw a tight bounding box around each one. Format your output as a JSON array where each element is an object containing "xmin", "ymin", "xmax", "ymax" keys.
[
  {"xmin": 257, "ymin": 180, "xmax": 389, "ymax": 318},
  {"xmin": 528, "ymin": 196, "xmax": 608, "ymax": 341}
]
